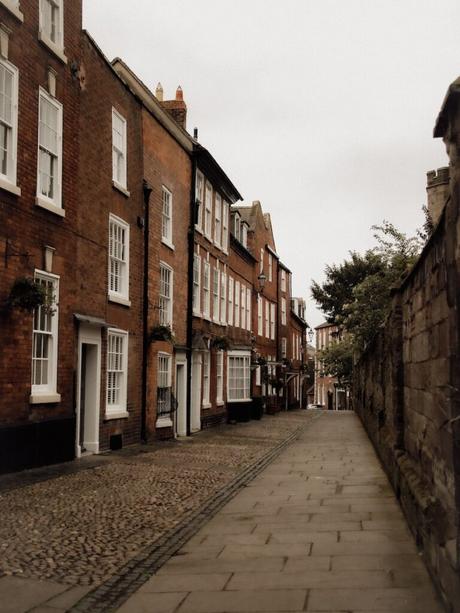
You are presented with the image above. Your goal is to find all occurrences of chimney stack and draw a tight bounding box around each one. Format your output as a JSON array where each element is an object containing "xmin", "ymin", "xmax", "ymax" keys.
[
  {"xmin": 160, "ymin": 85, "xmax": 187, "ymax": 130},
  {"xmin": 155, "ymin": 82, "xmax": 163, "ymax": 102},
  {"xmin": 426, "ymin": 167, "xmax": 449, "ymax": 227}
]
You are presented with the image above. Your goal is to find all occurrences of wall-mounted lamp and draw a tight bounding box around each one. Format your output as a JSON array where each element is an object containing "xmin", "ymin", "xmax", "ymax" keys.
[
  {"xmin": 257, "ymin": 271, "xmax": 267, "ymax": 294},
  {"xmin": 308, "ymin": 328, "xmax": 314, "ymax": 343}
]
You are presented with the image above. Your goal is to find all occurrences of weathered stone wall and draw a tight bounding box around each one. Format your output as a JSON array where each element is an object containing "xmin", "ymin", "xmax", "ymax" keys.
[{"xmin": 354, "ymin": 142, "xmax": 460, "ymax": 610}]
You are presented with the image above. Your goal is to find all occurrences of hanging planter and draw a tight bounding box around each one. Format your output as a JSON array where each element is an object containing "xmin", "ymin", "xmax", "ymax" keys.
[
  {"xmin": 6, "ymin": 277, "xmax": 50, "ymax": 314},
  {"xmin": 211, "ymin": 335, "xmax": 230, "ymax": 351},
  {"xmin": 148, "ymin": 325, "xmax": 175, "ymax": 344}
]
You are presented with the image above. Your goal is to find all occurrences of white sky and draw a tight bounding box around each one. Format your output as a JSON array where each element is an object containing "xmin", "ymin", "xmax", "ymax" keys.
[{"xmin": 83, "ymin": 0, "xmax": 459, "ymax": 328}]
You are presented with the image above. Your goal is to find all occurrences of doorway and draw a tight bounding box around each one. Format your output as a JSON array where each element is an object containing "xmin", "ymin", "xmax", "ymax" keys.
[
  {"xmin": 175, "ymin": 360, "xmax": 187, "ymax": 436},
  {"xmin": 191, "ymin": 351, "xmax": 202, "ymax": 432},
  {"xmin": 76, "ymin": 325, "xmax": 101, "ymax": 457}
]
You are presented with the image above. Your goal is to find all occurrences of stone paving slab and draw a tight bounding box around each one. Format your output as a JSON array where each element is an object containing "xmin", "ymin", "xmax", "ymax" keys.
[
  {"xmin": 117, "ymin": 412, "xmax": 444, "ymax": 613},
  {"xmin": 0, "ymin": 577, "xmax": 67, "ymax": 613}
]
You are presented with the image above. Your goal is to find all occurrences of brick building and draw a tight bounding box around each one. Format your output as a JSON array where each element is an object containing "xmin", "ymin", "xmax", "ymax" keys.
[
  {"xmin": 0, "ymin": 0, "xmax": 83, "ymax": 472},
  {"xmin": 314, "ymin": 321, "xmax": 348, "ymax": 410}
]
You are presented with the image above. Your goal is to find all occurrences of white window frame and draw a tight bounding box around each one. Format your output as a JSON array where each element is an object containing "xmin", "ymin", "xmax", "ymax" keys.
[
  {"xmin": 212, "ymin": 266, "xmax": 220, "ymax": 323},
  {"xmin": 260, "ymin": 248, "xmax": 264, "ymax": 274},
  {"xmin": 281, "ymin": 297, "xmax": 287, "ymax": 325},
  {"xmin": 0, "ymin": 58, "xmax": 19, "ymax": 196},
  {"xmin": 157, "ymin": 352, "xmax": 173, "ymax": 424},
  {"xmin": 281, "ymin": 269, "xmax": 286, "ymax": 293},
  {"xmin": 234, "ymin": 213, "xmax": 241, "ymax": 241},
  {"xmin": 37, "ymin": 87, "xmax": 63, "ymax": 214},
  {"xmin": 241, "ymin": 223, "xmax": 248, "ymax": 248},
  {"xmin": 234, "ymin": 280, "xmax": 240, "ymax": 328},
  {"xmin": 257, "ymin": 295, "xmax": 263, "ymax": 336},
  {"xmin": 246, "ymin": 287, "xmax": 251, "ymax": 332},
  {"xmin": 106, "ymin": 328, "xmax": 129, "ymax": 418},
  {"xmin": 222, "ymin": 201, "xmax": 229, "ymax": 253},
  {"xmin": 159, "ymin": 262, "xmax": 173, "ymax": 328},
  {"xmin": 202, "ymin": 350, "xmax": 210, "ymax": 407},
  {"xmin": 214, "ymin": 192, "xmax": 222, "ymax": 247},
  {"xmin": 39, "ymin": 0, "xmax": 66, "ymax": 63},
  {"xmin": 108, "ymin": 214, "xmax": 130, "ymax": 306},
  {"xmin": 220, "ymin": 271, "xmax": 227, "ymax": 325},
  {"xmin": 228, "ymin": 276, "xmax": 234, "ymax": 326},
  {"xmin": 270, "ymin": 303, "xmax": 276, "ymax": 340},
  {"xmin": 240, "ymin": 284, "xmax": 246, "ymax": 330},
  {"xmin": 193, "ymin": 253, "xmax": 201, "ymax": 315},
  {"xmin": 203, "ymin": 260, "xmax": 211, "ymax": 319},
  {"xmin": 265, "ymin": 301, "xmax": 270, "ymax": 338},
  {"xmin": 0, "ymin": 0, "xmax": 24, "ymax": 22},
  {"xmin": 268, "ymin": 254, "xmax": 273, "ymax": 282},
  {"xmin": 30, "ymin": 270, "xmax": 60, "ymax": 403},
  {"xmin": 195, "ymin": 170, "xmax": 204, "ymax": 232},
  {"xmin": 112, "ymin": 107, "xmax": 127, "ymax": 192},
  {"xmin": 204, "ymin": 181, "xmax": 212, "ymax": 238},
  {"xmin": 216, "ymin": 350, "xmax": 224, "ymax": 404},
  {"xmin": 161, "ymin": 185, "xmax": 174, "ymax": 248},
  {"xmin": 227, "ymin": 351, "xmax": 251, "ymax": 402}
]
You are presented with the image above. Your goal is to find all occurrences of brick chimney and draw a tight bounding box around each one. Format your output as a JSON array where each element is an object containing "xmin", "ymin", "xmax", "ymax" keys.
[
  {"xmin": 160, "ymin": 86, "xmax": 187, "ymax": 130},
  {"xmin": 426, "ymin": 167, "xmax": 450, "ymax": 226}
]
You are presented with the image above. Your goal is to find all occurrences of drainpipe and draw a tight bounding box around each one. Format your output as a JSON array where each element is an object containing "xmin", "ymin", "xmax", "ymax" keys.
[
  {"xmin": 141, "ymin": 180, "xmax": 153, "ymax": 443},
  {"xmin": 185, "ymin": 156, "xmax": 197, "ymax": 436}
]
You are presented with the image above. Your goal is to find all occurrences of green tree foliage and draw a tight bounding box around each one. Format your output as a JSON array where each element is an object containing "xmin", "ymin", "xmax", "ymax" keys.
[{"xmin": 318, "ymin": 336, "xmax": 353, "ymax": 386}]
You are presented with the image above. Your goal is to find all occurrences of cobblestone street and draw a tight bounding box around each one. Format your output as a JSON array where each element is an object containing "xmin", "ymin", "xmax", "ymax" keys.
[{"xmin": 0, "ymin": 411, "xmax": 310, "ymax": 612}]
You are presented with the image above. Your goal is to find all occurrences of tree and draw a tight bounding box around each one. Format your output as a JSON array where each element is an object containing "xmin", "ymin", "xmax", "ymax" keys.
[{"xmin": 318, "ymin": 336, "xmax": 353, "ymax": 387}]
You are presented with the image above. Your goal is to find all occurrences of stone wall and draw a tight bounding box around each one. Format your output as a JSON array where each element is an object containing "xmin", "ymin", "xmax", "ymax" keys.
[{"xmin": 354, "ymin": 84, "xmax": 460, "ymax": 611}]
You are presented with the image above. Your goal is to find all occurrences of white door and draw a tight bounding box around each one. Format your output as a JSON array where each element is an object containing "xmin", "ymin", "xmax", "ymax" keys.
[
  {"xmin": 191, "ymin": 351, "xmax": 202, "ymax": 432},
  {"xmin": 76, "ymin": 325, "xmax": 101, "ymax": 457},
  {"xmin": 175, "ymin": 354, "xmax": 187, "ymax": 437}
]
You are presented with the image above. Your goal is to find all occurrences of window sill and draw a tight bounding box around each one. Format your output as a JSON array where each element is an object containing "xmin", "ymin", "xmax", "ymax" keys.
[
  {"xmin": 0, "ymin": 0, "xmax": 24, "ymax": 22},
  {"xmin": 156, "ymin": 416, "xmax": 173, "ymax": 428},
  {"xmin": 112, "ymin": 180, "xmax": 130, "ymax": 198},
  {"xmin": 0, "ymin": 176, "xmax": 21, "ymax": 196},
  {"xmin": 194, "ymin": 225, "xmax": 203, "ymax": 235},
  {"xmin": 104, "ymin": 411, "xmax": 129, "ymax": 421},
  {"xmin": 38, "ymin": 31, "xmax": 67, "ymax": 65},
  {"xmin": 30, "ymin": 393, "xmax": 61, "ymax": 405},
  {"xmin": 202, "ymin": 403, "xmax": 211, "ymax": 409},
  {"xmin": 161, "ymin": 239, "xmax": 175, "ymax": 251},
  {"xmin": 35, "ymin": 196, "xmax": 65, "ymax": 217},
  {"xmin": 108, "ymin": 293, "xmax": 131, "ymax": 307},
  {"xmin": 216, "ymin": 401, "xmax": 225, "ymax": 407},
  {"xmin": 227, "ymin": 398, "xmax": 252, "ymax": 404}
]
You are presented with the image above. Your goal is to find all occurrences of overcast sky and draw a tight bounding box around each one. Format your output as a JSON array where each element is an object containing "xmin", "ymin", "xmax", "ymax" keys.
[{"xmin": 83, "ymin": 0, "xmax": 459, "ymax": 328}]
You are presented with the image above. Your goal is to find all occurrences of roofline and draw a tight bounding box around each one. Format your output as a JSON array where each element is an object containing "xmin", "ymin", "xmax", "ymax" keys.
[
  {"xmin": 315, "ymin": 321, "xmax": 336, "ymax": 330},
  {"xmin": 434, "ymin": 76, "xmax": 460, "ymax": 138}
]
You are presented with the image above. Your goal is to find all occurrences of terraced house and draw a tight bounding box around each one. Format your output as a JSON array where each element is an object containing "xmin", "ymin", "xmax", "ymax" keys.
[{"xmin": 0, "ymin": 0, "xmax": 309, "ymax": 474}]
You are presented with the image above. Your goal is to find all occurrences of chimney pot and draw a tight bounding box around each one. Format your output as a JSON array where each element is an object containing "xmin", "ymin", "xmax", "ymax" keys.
[
  {"xmin": 176, "ymin": 86, "xmax": 183, "ymax": 101},
  {"xmin": 155, "ymin": 82, "xmax": 164, "ymax": 102},
  {"xmin": 193, "ymin": 127, "xmax": 198, "ymax": 140}
]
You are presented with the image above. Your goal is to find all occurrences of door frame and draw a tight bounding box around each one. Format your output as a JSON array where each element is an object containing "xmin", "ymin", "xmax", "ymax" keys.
[
  {"xmin": 175, "ymin": 351, "xmax": 187, "ymax": 437},
  {"xmin": 75, "ymin": 324, "xmax": 101, "ymax": 458}
]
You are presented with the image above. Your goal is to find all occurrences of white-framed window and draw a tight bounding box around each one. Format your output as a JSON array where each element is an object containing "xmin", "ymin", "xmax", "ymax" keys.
[
  {"xmin": 31, "ymin": 271, "xmax": 59, "ymax": 398},
  {"xmin": 246, "ymin": 287, "xmax": 251, "ymax": 332},
  {"xmin": 0, "ymin": 59, "xmax": 18, "ymax": 191},
  {"xmin": 159, "ymin": 262, "xmax": 173, "ymax": 327},
  {"xmin": 241, "ymin": 223, "xmax": 248, "ymax": 248},
  {"xmin": 227, "ymin": 351, "xmax": 251, "ymax": 401},
  {"xmin": 0, "ymin": 1, "xmax": 24, "ymax": 22},
  {"xmin": 106, "ymin": 328, "xmax": 128, "ymax": 416},
  {"xmin": 281, "ymin": 297, "xmax": 287, "ymax": 325},
  {"xmin": 270, "ymin": 303, "xmax": 276, "ymax": 340},
  {"xmin": 265, "ymin": 301, "xmax": 270, "ymax": 338},
  {"xmin": 228, "ymin": 276, "xmax": 234, "ymax": 326},
  {"xmin": 108, "ymin": 214, "xmax": 130, "ymax": 304},
  {"xmin": 222, "ymin": 201, "xmax": 229, "ymax": 252},
  {"xmin": 195, "ymin": 170, "xmax": 204, "ymax": 231},
  {"xmin": 204, "ymin": 182, "xmax": 212, "ymax": 238},
  {"xmin": 39, "ymin": 0, "xmax": 64, "ymax": 51},
  {"xmin": 220, "ymin": 272, "xmax": 227, "ymax": 325},
  {"xmin": 212, "ymin": 266, "xmax": 220, "ymax": 323},
  {"xmin": 281, "ymin": 269, "xmax": 286, "ymax": 292},
  {"xmin": 203, "ymin": 260, "xmax": 211, "ymax": 318},
  {"xmin": 240, "ymin": 284, "xmax": 246, "ymax": 330},
  {"xmin": 268, "ymin": 254, "xmax": 273, "ymax": 282},
  {"xmin": 161, "ymin": 186, "xmax": 173, "ymax": 246},
  {"xmin": 202, "ymin": 350, "xmax": 210, "ymax": 406},
  {"xmin": 281, "ymin": 337, "xmax": 287, "ymax": 358},
  {"xmin": 37, "ymin": 88, "xmax": 63, "ymax": 209},
  {"xmin": 216, "ymin": 350, "xmax": 224, "ymax": 403},
  {"xmin": 157, "ymin": 353, "xmax": 172, "ymax": 417},
  {"xmin": 193, "ymin": 254, "xmax": 201, "ymax": 315},
  {"xmin": 214, "ymin": 192, "xmax": 222, "ymax": 247},
  {"xmin": 257, "ymin": 295, "xmax": 263, "ymax": 336},
  {"xmin": 112, "ymin": 108, "xmax": 127, "ymax": 190},
  {"xmin": 255, "ymin": 365, "xmax": 261, "ymax": 386},
  {"xmin": 292, "ymin": 333, "xmax": 295, "ymax": 359},
  {"xmin": 260, "ymin": 248, "xmax": 264, "ymax": 274},
  {"xmin": 234, "ymin": 281, "xmax": 240, "ymax": 327},
  {"xmin": 233, "ymin": 213, "xmax": 241, "ymax": 241}
]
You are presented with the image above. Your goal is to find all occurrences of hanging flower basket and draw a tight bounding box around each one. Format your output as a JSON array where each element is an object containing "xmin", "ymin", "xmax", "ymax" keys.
[
  {"xmin": 149, "ymin": 325, "xmax": 174, "ymax": 344},
  {"xmin": 211, "ymin": 336, "xmax": 230, "ymax": 351},
  {"xmin": 6, "ymin": 277, "xmax": 50, "ymax": 313}
]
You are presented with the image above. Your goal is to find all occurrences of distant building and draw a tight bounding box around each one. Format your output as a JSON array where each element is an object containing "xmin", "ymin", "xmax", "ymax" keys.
[{"xmin": 314, "ymin": 322, "xmax": 348, "ymax": 410}]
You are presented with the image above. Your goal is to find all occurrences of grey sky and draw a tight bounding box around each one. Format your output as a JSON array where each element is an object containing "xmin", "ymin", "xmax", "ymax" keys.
[{"xmin": 83, "ymin": 0, "xmax": 459, "ymax": 328}]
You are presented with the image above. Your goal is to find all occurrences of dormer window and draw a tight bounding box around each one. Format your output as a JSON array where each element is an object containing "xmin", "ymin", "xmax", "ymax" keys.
[
  {"xmin": 241, "ymin": 223, "xmax": 248, "ymax": 248},
  {"xmin": 233, "ymin": 212, "xmax": 241, "ymax": 241}
]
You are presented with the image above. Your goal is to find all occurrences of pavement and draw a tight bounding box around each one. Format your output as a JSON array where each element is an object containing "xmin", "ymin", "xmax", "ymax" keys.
[
  {"xmin": 115, "ymin": 412, "xmax": 445, "ymax": 613},
  {"xmin": 0, "ymin": 411, "xmax": 445, "ymax": 612}
]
